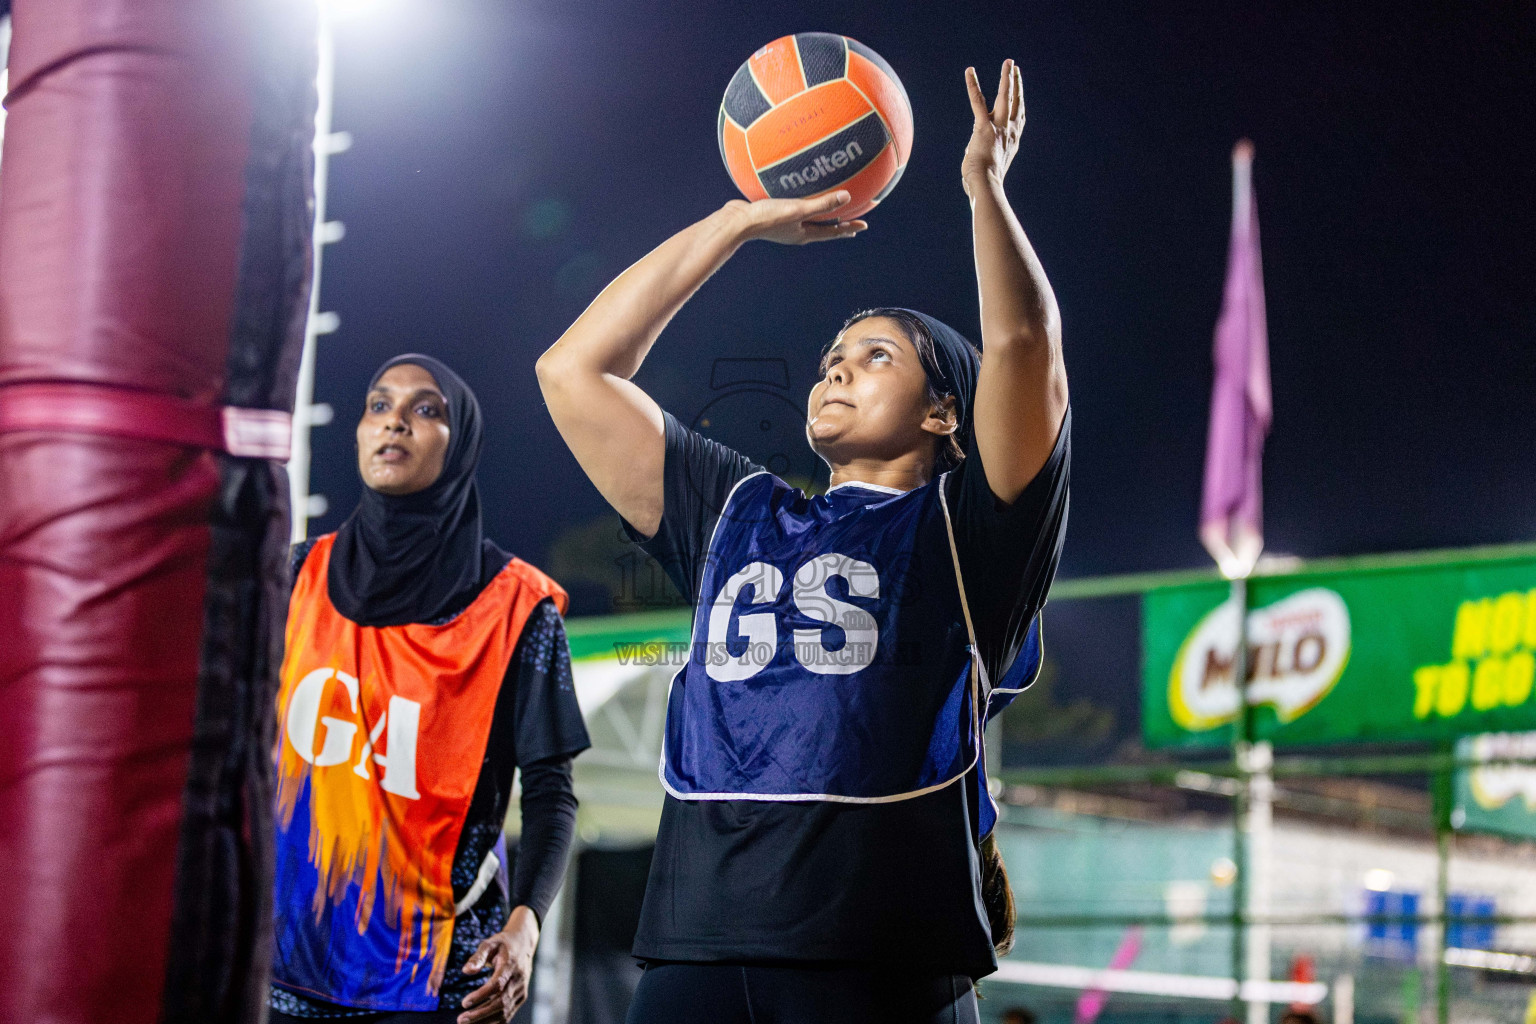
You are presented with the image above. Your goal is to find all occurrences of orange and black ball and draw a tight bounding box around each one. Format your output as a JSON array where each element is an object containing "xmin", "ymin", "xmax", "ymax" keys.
[{"xmin": 718, "ymin": 33, "xmax": 914, "ymax": 220}]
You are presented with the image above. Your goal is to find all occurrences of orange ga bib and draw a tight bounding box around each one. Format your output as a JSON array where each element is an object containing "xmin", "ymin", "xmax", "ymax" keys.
[{"xmin": 271, "ymin": 534, "xmax": 566, "ymax": 1010}]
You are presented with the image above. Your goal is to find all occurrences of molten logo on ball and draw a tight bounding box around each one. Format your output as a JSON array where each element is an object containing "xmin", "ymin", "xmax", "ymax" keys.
[{"xmin": 778, "ymin": 140, "xmax": 864, "ymax": 191}]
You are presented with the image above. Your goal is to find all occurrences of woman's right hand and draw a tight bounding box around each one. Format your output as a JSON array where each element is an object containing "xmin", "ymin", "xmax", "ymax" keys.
[{"xmin": 722, "ymin": 190, "xmax": 867, "ymax": 245}]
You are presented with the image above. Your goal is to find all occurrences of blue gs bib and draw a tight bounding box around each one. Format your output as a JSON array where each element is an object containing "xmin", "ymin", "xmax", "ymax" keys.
[{"xmin": 662, "ymin": 471, "xmax": 1038, "ymax": 805}]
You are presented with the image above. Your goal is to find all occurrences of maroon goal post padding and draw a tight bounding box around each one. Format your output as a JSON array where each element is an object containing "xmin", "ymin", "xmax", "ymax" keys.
[{"xmin": 0, "ymin": 1, "xmax": 314, "ymax": 1021}]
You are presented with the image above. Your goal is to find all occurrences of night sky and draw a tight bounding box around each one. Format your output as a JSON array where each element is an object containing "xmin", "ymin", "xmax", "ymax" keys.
[{"xmin": 312, "ymin": 1, "xmax": 1535, "ymax": 754}]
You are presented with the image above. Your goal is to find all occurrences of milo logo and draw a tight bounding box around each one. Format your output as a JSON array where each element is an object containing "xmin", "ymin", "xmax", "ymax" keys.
[
  {"xmin": 1467, "ymin": 731, "xmax": 1536, "ymax": 811},
  {"xmin": 1168, "ymin": 587, "xmax": 1352, "ymax": 731}
]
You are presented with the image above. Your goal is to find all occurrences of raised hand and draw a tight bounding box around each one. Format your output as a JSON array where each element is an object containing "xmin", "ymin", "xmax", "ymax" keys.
[
  {"xmin": 962, "ymin": 60, "xmax": 1025, "ymax": 197},
  {"xmin": 723, "ymin": 189, "xmax": 867, "ymax": 245}
]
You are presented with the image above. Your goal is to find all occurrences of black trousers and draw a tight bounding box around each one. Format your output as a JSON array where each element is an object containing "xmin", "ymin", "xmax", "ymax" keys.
[{"xmin": 625, "ymin": 962, "xmax": 980, "ymax": 1024}]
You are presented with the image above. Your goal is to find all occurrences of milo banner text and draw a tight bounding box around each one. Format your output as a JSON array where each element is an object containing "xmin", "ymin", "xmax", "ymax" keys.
[{"xmin": 1142, "ymin": 554, "xmax": 1536, "ymax": 748}]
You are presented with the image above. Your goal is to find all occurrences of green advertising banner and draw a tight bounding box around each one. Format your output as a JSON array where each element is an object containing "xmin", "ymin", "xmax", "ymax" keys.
[
  {"xmin": 1453, "ymin": 732, "xmax": 1536, "ymax": 840},
  {"xmin": 1142, "ymin": 554, "xmax": 1536, "ymax": 748}
]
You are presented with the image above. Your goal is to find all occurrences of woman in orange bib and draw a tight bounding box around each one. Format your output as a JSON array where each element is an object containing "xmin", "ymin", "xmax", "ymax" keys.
[{"xmin": 270, "ymin": 355, "xmax": 590, "ymax": 1024}]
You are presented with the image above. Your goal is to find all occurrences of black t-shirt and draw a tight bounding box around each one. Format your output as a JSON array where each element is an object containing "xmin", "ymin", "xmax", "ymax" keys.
[
  {"xmin": 271, "ymin": 541, "xmax": 591, "ymax": 1015},
  {"xmin": 624, "ymin": 409, "xmax": 1070, "ymax": 980}
]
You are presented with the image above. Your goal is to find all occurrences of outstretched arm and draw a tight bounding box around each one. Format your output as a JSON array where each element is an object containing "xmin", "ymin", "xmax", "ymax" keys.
[
  {"xmin": 535, "ymin": 193, "xmax": 863, "ymax": 538},
  {"xmin": 963, "ymin": 60, "xmax": 1068, "ymax": 505}
]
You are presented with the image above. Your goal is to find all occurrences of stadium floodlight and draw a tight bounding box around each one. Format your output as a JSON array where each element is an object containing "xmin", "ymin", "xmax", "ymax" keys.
[{"xmin": 320, "ymin": 0, "xmax": 396, "ymax": 21}]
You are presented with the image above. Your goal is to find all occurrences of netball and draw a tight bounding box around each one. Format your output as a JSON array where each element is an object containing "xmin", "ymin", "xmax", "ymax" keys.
[{"xmin": 717, "ymin": 33, "xmax": 914, "ymax": 219}]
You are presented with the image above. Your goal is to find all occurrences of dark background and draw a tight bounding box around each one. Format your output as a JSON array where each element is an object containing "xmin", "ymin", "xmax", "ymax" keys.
[{"xmin": 313, "ymin": 1, "xmax": 1535, "ymax": 758}]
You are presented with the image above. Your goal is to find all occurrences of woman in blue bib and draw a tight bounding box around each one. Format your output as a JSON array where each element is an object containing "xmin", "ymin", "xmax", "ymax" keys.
[{"xmin": 538, "ymin": 61, "xmax": 1068, "ymax": 1023}]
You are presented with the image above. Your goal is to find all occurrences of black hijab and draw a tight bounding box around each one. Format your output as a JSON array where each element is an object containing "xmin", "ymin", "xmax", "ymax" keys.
[
  {"xmin": 328, "ymin": 353, "xmax": 489, "ymax": 627},
  {"xmin": 850, "ymin": 307, "xmax": 981, "ymax": 456},
  {"xmin": 898, "ymin": 309, "xmax": 981, "ymax": 455}
]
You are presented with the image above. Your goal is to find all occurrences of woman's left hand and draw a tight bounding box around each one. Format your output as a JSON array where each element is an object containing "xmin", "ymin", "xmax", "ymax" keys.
[
  {"xmin": 961, "ymin": 59, "xmax": 1025, "ymax": 198},
  {"xmin": 459, "ymin": 906, "xmax": 541, "ymax": 1023}
]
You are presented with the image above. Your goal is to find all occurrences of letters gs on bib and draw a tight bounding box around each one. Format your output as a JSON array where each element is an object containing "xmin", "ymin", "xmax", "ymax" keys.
[
  {"xmin": 706, "ymin": 553, "xmax": 886, "ymax": 681},
  {"xmin": 285, "ymin": 668, "xmax": 422, "ymax": 799}
]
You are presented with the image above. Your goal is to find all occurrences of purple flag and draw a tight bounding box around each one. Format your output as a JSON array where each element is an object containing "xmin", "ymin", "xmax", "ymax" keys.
[{"xmin": 1200, "ymin": 140, "xmax": 1272, "ymax": 579}]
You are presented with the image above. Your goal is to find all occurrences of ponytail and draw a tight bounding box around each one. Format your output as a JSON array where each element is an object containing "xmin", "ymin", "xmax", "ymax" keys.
[{"xmin": 980, "ymin": 833, "xmax": 1016, "ymax": 956}]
